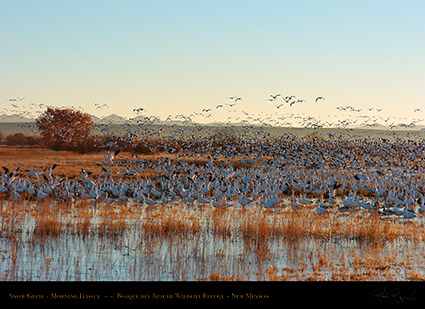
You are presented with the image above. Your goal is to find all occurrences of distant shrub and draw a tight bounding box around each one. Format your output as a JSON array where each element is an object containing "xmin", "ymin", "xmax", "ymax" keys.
[
  {"xmin": 23, "ymin": 134, "xmax": 43, "ymax": 146},
  {"xmin": 73, "ymin": 136, "xmax": 99, "ymax": 153},
  {"xmin": 4, "ymin": 132, "xmax": 42, "ymax": 146},
  {"xmin": 6, "ymin": 132, "xmax": 26, "ymax": 145},
  {"xmin": 132, "ymin": 139, "xmax": 155, "ymax": 154}
]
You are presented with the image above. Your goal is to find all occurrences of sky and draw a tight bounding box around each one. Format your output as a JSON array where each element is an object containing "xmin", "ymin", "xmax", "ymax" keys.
[{"xmin": 1, "ymin": 0, "xmax": 425, "ymax": 126}]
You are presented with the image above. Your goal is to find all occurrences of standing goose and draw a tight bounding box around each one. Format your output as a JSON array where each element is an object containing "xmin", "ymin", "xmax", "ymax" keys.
[
  {"xmin": 45, "ymin": 164, "xmax": 57, "ymax": 182},
  {"xmin": 102, "ymin": 167, "xmax": 111, "ymax": 176},
  {"xmin": 315, "ymin": 197, "xmax": 329, "ymax": 214},
  {"xmin": 402, "ymin": 205, "xmax": 416, "ymax": 219}
]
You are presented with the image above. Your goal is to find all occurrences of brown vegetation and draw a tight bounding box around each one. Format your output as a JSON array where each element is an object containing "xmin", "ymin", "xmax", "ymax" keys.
[
  {"xmin": 3, "ymin": 132, "xmax": 42, "ymax": 146},
  {"xmin": 36, "ymin": 107, "xmax": 94, "ymax": 152}
]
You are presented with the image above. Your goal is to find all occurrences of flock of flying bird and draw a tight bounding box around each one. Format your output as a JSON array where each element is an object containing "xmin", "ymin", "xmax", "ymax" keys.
[{"xmin": 2, "ymin": 94, "xmax": 424, "ymax": 132}]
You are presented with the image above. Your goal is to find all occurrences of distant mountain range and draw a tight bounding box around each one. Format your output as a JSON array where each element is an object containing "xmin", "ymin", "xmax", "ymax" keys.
[
  {"xmin": 0, "ymin": 112, "xmax": 424, "ymax": 130},
  {"xmin": 0, "ymin": 113, "xmax": 35, "ymax": 123},
  {"xmin": 0, "ymin": 113, "xmax": 154, "ymax": 124}
]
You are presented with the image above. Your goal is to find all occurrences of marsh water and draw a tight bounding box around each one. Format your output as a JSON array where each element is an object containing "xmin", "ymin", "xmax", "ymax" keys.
[{"xmin": 1, "ymin": 200, "xmax": 424, "ymax": 281}]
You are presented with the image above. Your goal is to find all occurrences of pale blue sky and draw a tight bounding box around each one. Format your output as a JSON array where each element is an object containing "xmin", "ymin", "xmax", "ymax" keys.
[{"xmin": 1, "ymin": 0, "xmax": 424, "ymax": 125}]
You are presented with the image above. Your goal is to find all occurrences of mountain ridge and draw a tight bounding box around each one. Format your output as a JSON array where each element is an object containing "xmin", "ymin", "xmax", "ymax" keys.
[{"xmin": 0, "ymin": 112, "xmax": 424, "ymax": 130}]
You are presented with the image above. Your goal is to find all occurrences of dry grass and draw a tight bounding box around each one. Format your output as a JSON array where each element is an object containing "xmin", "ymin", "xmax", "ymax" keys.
[
  {"xmin": 0, "ymin": 145, "xmax": 217, "ymax": 180},
  {"xmin": 32, "ymin": 205, "xmax": 63, "ymax": 238},
  {"xmin": 141, "ymin": 205, "xmax": 202, "ymax": 238}
]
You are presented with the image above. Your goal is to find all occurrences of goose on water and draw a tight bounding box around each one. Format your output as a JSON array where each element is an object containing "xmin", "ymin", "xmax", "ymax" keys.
[
  {"xmin": 316, "ymin": 204, "xmax": 328, "ymax": 214},
  {"xmin": 402, "ymin": 206, "xmax": 416, "ymax": 219}
]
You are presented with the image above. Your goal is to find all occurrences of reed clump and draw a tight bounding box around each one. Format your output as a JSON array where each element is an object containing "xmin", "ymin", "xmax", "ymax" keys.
[
  {"xmin": 96, "ymin": 204, "xmax": 129, "ymax": 237},
  {"xmin": 32, "ymin": 201, "xmax": 63, "ymax": 239},
  {"xmin": 273, "ymin": 210, "xmax": 309, "ymax": 241},
  {"xmin": 210, "ymin": 206, "xmax": 233, "ymax": 237},
  {"xmin": 0, "ymin": 201, "xmax": 27, "ymax": 239},
  {"xmin": 141, "ymin": 205, "xmax": 201, "ymax": 238}
]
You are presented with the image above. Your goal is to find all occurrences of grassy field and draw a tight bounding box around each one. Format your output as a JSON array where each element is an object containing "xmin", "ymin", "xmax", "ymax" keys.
[{"xmin": 0, "ymin": 145, "xmax": 174, "ymax": 180}]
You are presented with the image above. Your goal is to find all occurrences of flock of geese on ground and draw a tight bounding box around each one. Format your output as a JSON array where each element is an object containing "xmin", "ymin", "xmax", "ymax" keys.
[{"xmin": 1, "ymin": 133, "xmax": 425, "ymax": 219}]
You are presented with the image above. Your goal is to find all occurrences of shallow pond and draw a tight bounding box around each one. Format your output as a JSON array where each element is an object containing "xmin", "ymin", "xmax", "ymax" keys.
[{"xmin": 1, "ymin": 200, "xmax": 424, "ymax": 281}]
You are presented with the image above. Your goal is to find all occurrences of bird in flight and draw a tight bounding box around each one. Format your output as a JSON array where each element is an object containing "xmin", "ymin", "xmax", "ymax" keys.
[
  {"xmin": 94, "ymin": 103, "xmax": 109, "ymax": 109},
  {"xmin": 283, "ymin": 95, "xmax": 296, "ymax": 103},
  {"xmin": 106, "ymin": 149, "xmax": 120, "ymax": 165},
  {"xmin": 226, "ymin": 96, "xmax": 242, "ymax": 103},
  {"xmin": 133, "ymin": 107, "xmax": 147, "ymax": 113},
  {"xmin": 270, "ymin": 94, "xmax": 281, "ymax": 100},
  {"xmin": 315, "ymin": 96, "xmax": 325, "ymax": 102},
  {"xmin": 414, "ymin": 108, "xmax": 421, "ymax": 112},
  {"xmin": 8, "ymin": 97, "xmax": 25, "ymax": 102}
]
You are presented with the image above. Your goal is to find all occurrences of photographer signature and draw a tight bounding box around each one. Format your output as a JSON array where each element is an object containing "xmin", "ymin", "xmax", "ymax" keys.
[{"xmin": 369, "ymin": 288, "xmax": 418, "ymax": 304}]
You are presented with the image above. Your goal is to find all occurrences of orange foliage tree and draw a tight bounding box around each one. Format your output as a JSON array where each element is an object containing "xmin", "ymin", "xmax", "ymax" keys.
[{"xmin": 36, "ymin": 107, "xmax": 94, "ymax": 151}]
